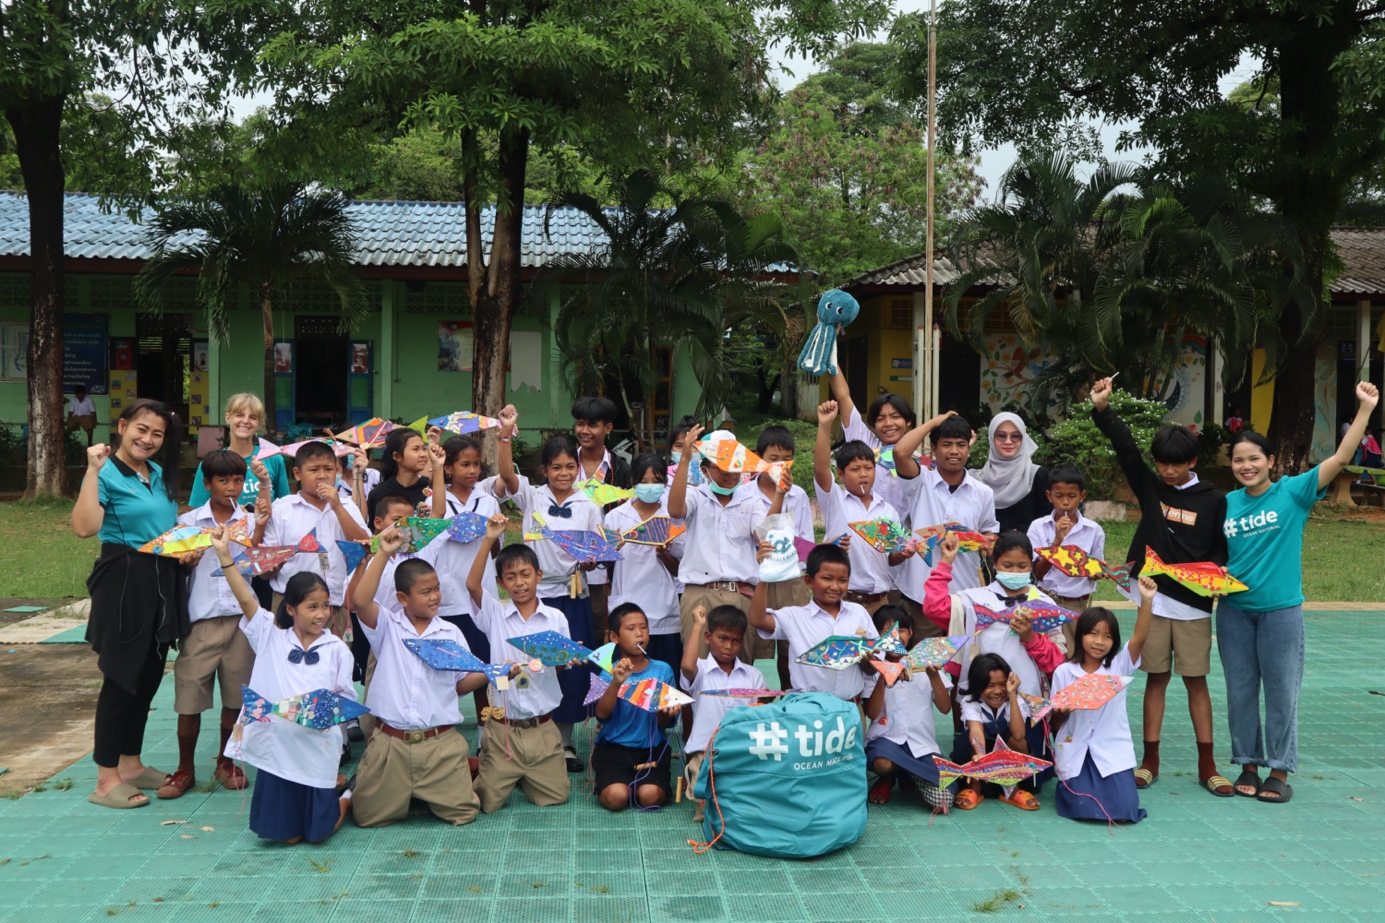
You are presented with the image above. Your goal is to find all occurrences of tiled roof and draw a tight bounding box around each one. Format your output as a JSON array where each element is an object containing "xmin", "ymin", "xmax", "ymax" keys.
[
  {"xmin": 0, "ymin": 192, "xmax": 796, "ymax": 273},
  {"xmin": 845, "ymin": 246, "xmax": 1006, "ymax": 290}
]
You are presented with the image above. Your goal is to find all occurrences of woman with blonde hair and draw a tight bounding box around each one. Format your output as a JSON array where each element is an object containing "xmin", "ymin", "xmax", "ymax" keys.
[{"xmin": 189, "ymin": 393, "xmax": 291, "ymax": 507}]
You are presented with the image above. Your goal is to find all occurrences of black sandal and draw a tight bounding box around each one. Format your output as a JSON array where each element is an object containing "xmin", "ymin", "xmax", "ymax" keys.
[
  {"xmin": 1233, "ymin": 769, "xmax": 1262, "ymax": 798},
  {"xmin": 1256, "ymin": 776, "xmax": 1293, "ymax": 804},
  {"xmin": 564, "ymin": 748, "xmax": 584, "ymax": 773}
]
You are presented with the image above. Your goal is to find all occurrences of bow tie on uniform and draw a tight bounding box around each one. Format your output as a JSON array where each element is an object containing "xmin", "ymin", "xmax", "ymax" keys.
[
  {"xmin": 1002, "ymin": 595, "xmax": 1028, "ymax": 607},
  {"xmin": 547, "ymin": 504, "xmax": 573, "ymax": 519},
  {"xmin": 287, "ymin": 647, "xmax": 321, "ymax": 665}
]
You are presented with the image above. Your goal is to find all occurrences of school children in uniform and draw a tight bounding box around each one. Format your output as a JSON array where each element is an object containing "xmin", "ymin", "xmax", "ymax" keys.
[
  {"xmin": 863, "ymin": 606, "xmax": 952, "ymax": 809},
  {"xmin": 748, "ymin": 544, "xmax": 878, "ymax": 702},
  {"xmin": 493, "ymin": 405, "xmax": 604, "ymax": 773},
  {"xmin": 813, "ymin": 401, "xmax": 914, "ymax": 618},
  {"xmin": 592, "ymin": 604, "xmax": 681, "ymax": 812},
  {"xmin": 466, "ymin": 514, "xmax": 572, "ymax": 813},
  {"xmin": 828, "ymin": 369, "xmax": 916, "ymax": 516},
  {"xmin": 337, "ymin": 445, "xmax": 380, "ymax": 519},
  {"xmin": 1050, "ymin": 577, "xmax": 1157, "ymax": 823},
  {"xmin": 667, "ymin": 424, "xmax": 763, "ymax": 662},
  {"xmin": 679, "ymin": 604, "xmax": 767, "ymax": 822},
  {"xmin": 349, "ymin": 528, "xmax": 487, "ymax": 827},
  {"xmin": 1026, "ymin": 464, "xmax": 1106, "ymax": 648},
  {"xmin": 605, "ymin": 453, "xmax": 682, "ymax": 678},
  {"xmin": 952, "ymin": 653, "xmax": 1038, "ymax": 811},
  {"xmin": 571, "ymin": 396, "xmax": 633, "ymax": 642},
  {"xmin": 159, "ymin": 450, "xmax": 263, "ymax": 799},
  {"xmin": 210, "ymin": 529, "xmax": 355, "ymax": 844},
  {"xmin": 891, "ymin": 412, "xmax": 1000, "ymax": 636}
]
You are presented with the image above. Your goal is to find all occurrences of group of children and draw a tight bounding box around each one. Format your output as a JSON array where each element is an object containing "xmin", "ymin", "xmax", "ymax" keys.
[{"xmin": 158, "ymin": 380, "xmax": 1227, "ymax": 845}]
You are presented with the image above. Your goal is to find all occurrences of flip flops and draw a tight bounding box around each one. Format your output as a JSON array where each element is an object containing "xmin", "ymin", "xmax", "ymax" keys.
[
  {"xmin": 999, "ymin": 790, "xmax": 1040, "ymax": 811},
  {"xmin": 1256, "ymin": 776, "xmax": 1293, "ymax": 804},
  {"xmin": 87, "ymin": 781, "xmax": 149, "ymax": 809},
  {"xmin": 1232, "ymin": 769, "xmax": 1263, "ymax": 798},
  {"xmin": 953, "ymin": 788, "xmax": 984, "ymax": 810},
  {"xmin": 1202, "ymin": 774, "xmax": 1235, "ymax": 797},
  {"xmin": 868, "ymin": 776, "xmax": 896, "ymax": 805},
  {"xmin": 1133, "ymin": 768, "xmax": 1158, "ymax": 790}
]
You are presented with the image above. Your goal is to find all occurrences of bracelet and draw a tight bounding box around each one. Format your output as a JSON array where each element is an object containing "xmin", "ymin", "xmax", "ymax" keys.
[{"xmin": 501, "ymin": 436, "xmax": 511, "ymax": 443}]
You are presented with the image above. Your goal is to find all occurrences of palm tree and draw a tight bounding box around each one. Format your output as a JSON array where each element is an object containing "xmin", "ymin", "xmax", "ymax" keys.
[
  {"xmin": 537, "ymin": 170, "xmax": 801, "ymax": 444},
  {"xmin": 135, "ymin": 183, "xmax": 367, "ymax": 429}
]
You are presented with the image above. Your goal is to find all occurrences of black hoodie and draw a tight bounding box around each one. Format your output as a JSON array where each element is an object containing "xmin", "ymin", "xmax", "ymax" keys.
[{"xmin": 1092, "ymin": 407, "xmax": 1228, "ymax": 614}]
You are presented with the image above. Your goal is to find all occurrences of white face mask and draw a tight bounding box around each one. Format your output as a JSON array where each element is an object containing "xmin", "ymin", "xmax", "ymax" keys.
[
  {"xmin": 634, "ymin": 483, "xmax": 666, "ymax": 503},
  {"xmin": 996, "ymin": 570, "xmax": 1031, "ymax": 591}
]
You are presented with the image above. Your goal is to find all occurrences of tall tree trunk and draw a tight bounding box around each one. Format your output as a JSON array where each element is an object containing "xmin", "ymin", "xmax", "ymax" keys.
[
  {"xmin": 471, "ymin": 126, "xmax": 530, "ymax": 422},
  {"xmin": 261, "ymin": 284, "xmax": 276, "ymax": 433},
  {"xmin": 9, "ymin": 95, "xmax": 68, "ymax": 499}
]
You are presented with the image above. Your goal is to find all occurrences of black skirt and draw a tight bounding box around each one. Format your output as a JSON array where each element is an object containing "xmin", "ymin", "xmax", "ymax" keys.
[{"xmin": 86, "ymin": 543, "xmax": 189, "ymax": 694}]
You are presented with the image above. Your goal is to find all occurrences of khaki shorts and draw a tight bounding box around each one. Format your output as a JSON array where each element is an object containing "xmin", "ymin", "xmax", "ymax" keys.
[
  {"xmin": 353, "ymin": 726, "xmax": 479, "ymax": 828},
  {"xmin": 1140, "ymin": 614, "xmax": 1212, "ymax": 676},
  {"xmin": 475, "ymin": 716, "xmax": 569, "ymax": 813},
  {"xmin": 173, "ymin": 615, "xmax": 254, "ymax": 714}
]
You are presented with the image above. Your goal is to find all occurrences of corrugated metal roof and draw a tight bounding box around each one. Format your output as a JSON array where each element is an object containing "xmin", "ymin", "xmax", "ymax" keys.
[
  {"xmin": 845, "ymin": 246, "xmax": 1006, "ymax": 290},
  {"xmin": 0, "ymin": 192, "xmax": 797, "ymax": 273}
]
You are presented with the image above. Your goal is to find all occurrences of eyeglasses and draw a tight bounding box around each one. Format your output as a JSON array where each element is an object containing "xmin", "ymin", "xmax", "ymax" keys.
[{"xmin": 994, "ymin": 432, "xmax": 1023, "ymax": 442}]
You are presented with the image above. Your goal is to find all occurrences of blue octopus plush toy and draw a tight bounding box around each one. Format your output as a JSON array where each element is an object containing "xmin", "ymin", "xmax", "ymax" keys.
[{"xmin": 796, "ymin": 289, "xmax": 860, "ymax": 377}]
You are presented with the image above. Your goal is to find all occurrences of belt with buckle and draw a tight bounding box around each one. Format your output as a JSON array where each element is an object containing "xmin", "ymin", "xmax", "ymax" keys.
[
  {"xmin": 486, "ymin": 712, "xmax": 553, "ymax": 730},
  {"xmin": 695, "ymin": 580, "xmax": 753, "ymax": 595},
  {"xmin": 376, "ymin": 721, "xmax": 453, "ymax": 744},
  {"xmin": 845, "ymin": 590, "xmax": 887, "ymax": 604}
]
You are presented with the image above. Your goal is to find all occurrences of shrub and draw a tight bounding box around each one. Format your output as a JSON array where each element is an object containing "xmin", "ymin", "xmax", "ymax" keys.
[
  {"xmin": 1037, "ymin": 391, "xmax": 1170, "ymax": 500},
  {"xmin": 1197, "ymin": 423, "xmax": 1230, "ymax": 469}
]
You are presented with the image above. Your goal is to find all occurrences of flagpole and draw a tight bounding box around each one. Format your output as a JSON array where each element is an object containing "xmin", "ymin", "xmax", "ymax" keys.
[{"xmin": 923, "ymin": 0, "xmax": 937, "ymax": 420}]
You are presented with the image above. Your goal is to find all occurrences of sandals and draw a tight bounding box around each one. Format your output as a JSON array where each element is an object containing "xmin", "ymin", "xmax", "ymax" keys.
[
  {"xmin": 88, "ymin": 781, "xmax": 149, "ymax": 809},
  {"xmin": 1233, "ymin": 769, "xmax": 1262, "ymax": 798},
  {"xmin": 128, "ymin": 766, "xmax": 171, "ymax": 790},
  {"xmin": 868, "ymin": 776, "xmax": 895, "ymax": 805},
  {"xmin": 1256, "ymin": 776, "xmax": 1293, "ymax": 804},
  {"xmin": 999, "ymin": 790, "xmax": 1040, "ymax": 811},
  {"xmin": 953, "ymin": 788, "xmax": 984, "ymax": 810},
  {"xmin": 1201, "ymin": 774, "xmax": 1235, "ymax": 797},
  {"xmin": 157, "ymin": 768, "xmax": 196, "ymax": 800},
  {"xmin": 1133, "ymin": 768, "xmax": 1157, "ymax": 790}
]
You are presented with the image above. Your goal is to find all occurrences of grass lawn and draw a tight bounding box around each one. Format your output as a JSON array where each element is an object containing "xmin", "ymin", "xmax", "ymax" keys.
[{"xmin": 2, "ymin": 497, "xmax": 1382, "ymax": 602}]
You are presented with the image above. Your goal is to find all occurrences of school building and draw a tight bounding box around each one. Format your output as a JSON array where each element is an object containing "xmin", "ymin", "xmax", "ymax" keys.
[
  {"xmin": 842, "ymin": 228, "xmax": 1385, "ymax": 461},
  {"xmin": 0, "ymin": 193, "xmax": 794, "ymax": 450}
]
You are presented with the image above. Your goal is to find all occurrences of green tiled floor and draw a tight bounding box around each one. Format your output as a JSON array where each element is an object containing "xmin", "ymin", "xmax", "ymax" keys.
[{"xmin": 3, "ymin": 609, "xmax": 1384, "ymax": 922}]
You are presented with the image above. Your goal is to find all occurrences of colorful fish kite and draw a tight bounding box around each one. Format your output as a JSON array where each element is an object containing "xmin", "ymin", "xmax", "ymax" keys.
[
  {"xmin": 331, "ymin": 418, "xmax": 396, "ymax": 449},
  {"xmin": 336, "ymin": 539, "xmax": 368, "ymax": 574},
  {"xmin": 139, "ymin": 525, "xmax": 212, "ymax": 559},
  {"xmin": 917, "ymin": 521, "xmax": 994, "ymax": 565},
  {"xmin": 401, "ymin": 516, "xmax": 450, "ymax": 551},
  {"xmin": 972, "ymin": 598, "xmax": 1079, "ymax": 636},
  {"xmin": 254, "ymin": 438, "xmax": 280, "ymax": 461},
  {"xmin": 872, "ymin": 623, "xmax": 908, "ymax": 655},
  {"xmin": 278, "ymin": 438, "xmax": 352, "ymax": 459},
  {"xmin": 793, "ymin": 534, "xmax": 847, "ymax": 563},
  {"xmin": 933, "ymin": 744, "xmax": 1053, "ymax": 798},
  {"xmin": 295, "ymin": 529, "xmax": 321, "ymax": 553},
  {"xmin": 618, "ymin": 515, "xmax": 685, "ymax": 547},
  {"xmin": 212, "ymin": 544, "xmax": 299, "ymax": 576},
  {"xmin": 505, "ymin": 630, "xmax": 595, "ymax": 667},
  {"xmin": 872, "ymin": 446, "xmax": 929, "ymax": 476},
  {"xmin": 428, "ymin": 411, "xmax": 502, "ymax": 435},
  {"xmin": 585, "ymin": 674, "xmax": 610, "ymax": 705},
  {"xmin": 904, "ymin": 635, "xmax": 972, "ymax": 670},
  {"xmin": 1021, "ymin": 674, "xmax": 1135, "ymax": 723},
  {"xmin": 1141, "ymin": 546, "xmax": 1247, "ymax": 597},
  {"xmin": 575, "ymin": 478, "xmax": 634, "ymax": 507},
  {"xmin": 445, "ymin": 511, "xmax": 489, "ymax": 545},
  {"xmin": 588, "ymin": 642, "xmax": 617, "ymax": 675},
  {"xmin": 693, "ymin": 433, "xmax": 793, "ymax": 490},
  {"xmin": 699, "ymin": 688, "xmax": 791, "ymax": 698},
  {"xmin": 618, "ymin": 677, "xmax": 694, "ymax": 712},
  {"xmin": 238, "ymin": 685, "xmax": 369, "ymax": 731},
  {"xmin": 523, "ymin": 512, "xmax": 624, "ymax": 564},
  {"xmin": 869, "ymin": 659, "xmax": 908, "ymax": 687},
  {"xmin": 1035, "ymin": 544, "xmax": 1133, "ymax": 591},
  {"xmin": 402, "ymin": 637, "xmax": 511, "ymax": 682},
  {"xmin": 794, "ymin": 633, "xmax": 897, "ymax": 670},
  {"xmin": 848, "ymin": 518, "xmax": 917, "ymax": 554}
]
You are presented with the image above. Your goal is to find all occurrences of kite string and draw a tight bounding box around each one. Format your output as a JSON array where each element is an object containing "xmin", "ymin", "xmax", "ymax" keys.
[
  {"xmin": 1042, "ymin": 718, "xmax": 1120, "ymax": 835},
  {"xmin": 688, "ymin": 725, "xmax": 727, "ymax": 855}
]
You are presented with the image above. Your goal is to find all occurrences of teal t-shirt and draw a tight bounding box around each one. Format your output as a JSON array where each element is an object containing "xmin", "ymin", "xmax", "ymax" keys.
[
  {"xmin": 95, "ymin": 458, "xmax": 179, "ymax": 548},
  {"xmin": 596, "ymin": 660, "xmax": 674, "ymax": 749},
  {"xmin": 1223, "ymin": 467, "xmax": 1324, "ymax": 611},
  {"xmin": 188, "ymin": 450, "xmax": 291, "ymax": 508}
]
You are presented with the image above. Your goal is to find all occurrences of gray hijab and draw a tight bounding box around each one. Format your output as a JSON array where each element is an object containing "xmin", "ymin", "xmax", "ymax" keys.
[{"xmin": 975, "ymin": 412, "xmax": 1040, "ymax": 509}]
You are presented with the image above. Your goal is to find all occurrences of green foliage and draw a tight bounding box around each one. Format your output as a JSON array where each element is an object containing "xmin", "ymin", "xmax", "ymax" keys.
[
  {"xmin": 1038, "ymin": 391, "xmax": 1169, "ymax": 501},
  {"xmin": 1197, "ymin": 423, "xmax": 1230, "ymax": 470}
]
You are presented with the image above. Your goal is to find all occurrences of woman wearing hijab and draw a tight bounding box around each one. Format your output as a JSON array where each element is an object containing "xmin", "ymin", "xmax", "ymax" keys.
[{"xmin": 974, "ymin": 413, "xmax": 1051, "ymax": 535}]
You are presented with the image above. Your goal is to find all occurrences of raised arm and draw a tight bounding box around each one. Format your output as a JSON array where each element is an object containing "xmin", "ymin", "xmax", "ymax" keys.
[
  {"xmin": 1004, "ymin": 673, "xmax": 1029, "ymax": 753},
  {"xmin": 667, "ymin": 422, "xmax": 705, "ymax": 519},
  {"xmin": 680, "ymin": 606, "xmax": 706, "ymax": 685},
  {"xmin": 595, "ymin": 656, "xmax": 635, "ymax": 721},
  {"xmin": 467, "ymin": 513, "xmax": 508, "ymax": 606},
  {"xmin": 1319, "ymin": 382, "xmax": 1380, "ymax": 490},
  {"xmin": 71, "ymin": 445, "xmax": 110, "ymax": 538},
  {"xmin": 814, "ymin": 400, "xmax": 837, "ymax": 493},
  {"xmin": 1089, "ymin": 378, "xmax": 1155, "ymax": 495},
  {"xmin": 920, "ymin": 535, "xmax": 960, "ymax": 633},
  {"xmin": 427, "ymin": 435, "xmax": 447, "ymax": 519},
  {"xmin": 827, "ymin": 363, "xmax": 856, "ymax": 427},
  {"xmin": 1128, "ymin": 575, "xmax": 1157, "ymax": 665},
  {"xmin": 321, "ymin": 481, "xmax": 370, "ymax": 542},
  {"xmin": 892, "ymin": 411, "xmax": 957, "ymax": 479},
  {"xmin": 352, "ymin": 526, "xmax": 405, "ymax": 629},
  {"xmin": 747, "ymin": 578, "xmax": 775, "ymax": 636},
  {"xmin": 209, "ymin": 526, "xmax": 261, "ymax": 621},
  {"xmin": 496, "ymin": 405, "xmax": 521, "ymax": 498}
]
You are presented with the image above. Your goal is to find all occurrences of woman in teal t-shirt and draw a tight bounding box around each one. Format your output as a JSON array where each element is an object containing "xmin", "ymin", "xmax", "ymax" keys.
[
  {"xmin": 72, "ymin": 399, "xmax": 190, "ymax": 809},
  {"xmin": 1219, "ymin": 382, "xmax": 1380, "ymax": 805},
  {"xmin": 188, "ymin": 392, "xmax": 290, "ymax": 508}
]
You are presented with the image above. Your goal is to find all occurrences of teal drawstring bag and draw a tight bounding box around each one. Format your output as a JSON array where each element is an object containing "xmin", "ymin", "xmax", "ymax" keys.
[{"xmin": 691, "ymin": 692, "xmax": 867, "ymax": 858}]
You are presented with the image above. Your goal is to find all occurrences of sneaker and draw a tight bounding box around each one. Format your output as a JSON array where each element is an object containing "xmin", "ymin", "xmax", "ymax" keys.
[
  {"xmin": 213, "ymin": 761, "xmax": 249, "ymax": 791},
  {"xmin": 156, "ymin": 768, "xmax": 196, "ymax": 800}
]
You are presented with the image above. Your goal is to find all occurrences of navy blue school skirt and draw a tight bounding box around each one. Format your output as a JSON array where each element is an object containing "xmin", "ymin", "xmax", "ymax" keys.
[
  {"xmin": 249, "ymin": 769, "xmax": 341, "ymax": 842},
  {"xmin": 1055, "ymin": 753, "xmax": 1147, "ymax": 823},
  {"xmin": 541, "ymin": 594, "xmax": 596, "ymax": 725},
  {"xmin": 865, "ymin": 737, "xmax": 940, "ymax": 785}
]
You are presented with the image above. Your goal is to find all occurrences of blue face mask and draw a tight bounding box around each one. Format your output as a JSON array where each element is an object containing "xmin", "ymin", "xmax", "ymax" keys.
[
  {"xmin": 996, "ymin": 570, "xmax": 1032, "ymax": 591},
  {"xmin": 708, "ymin": 479, "xmax": 738, "ymax": 496},
  {"xmin": 670, "ymin": 451, "xmax": 682, "ymax": 464},
  {"xmin": 634, "ymin": 483, "xmax": 666, "ymax": 503}
]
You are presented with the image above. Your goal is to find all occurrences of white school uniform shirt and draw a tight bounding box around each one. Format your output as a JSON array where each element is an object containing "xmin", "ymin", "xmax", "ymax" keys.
[
  {"xmin": 675, "ymin": 483, "xmax": 761, "ymax": 586},
  {"xmin": 420, "ymin": 482, "xmax": 501, "ymax": 618},
  {"xmin": 894, "ymin": 468, "xmax": 998, "ymax": 601},
  {"xmin": 736, "ymin": 480, "xmax": 815, "ymax": 544},
  {"xmin": 495, "ymin": 476, "xmax": 605, "ymax": 599},
  {"xmin": 605, "ymin": 499, "xmax": 680, "ymax": 635},
  {"xmin": 865, "ymin": 669, "xmax": 952, "ymax": 757},
  {"xmin": 959, "ymin": 694, "xmax": 1032, "ymax": 731},
  {"xmin": 264, "ymin": 492, "xmax": 368, "ymax": 606},
  {"xmin": 841, "ymin": 405, "xmax": 906, "ymax": 515},
  {"xmin": 337, "ymin": 467, "xmax": 381, "ymax": 508},
  {"xmin": 955, "ymin": 583, "xmax": 1062, "ymax": 698},
  {"xmin": 1027, "ymin": 510, "xmax": 1106, "ymax": 599},
  {"xmin": 1051, "ymin": 647, "xmax": 1140, "ymax": 780},
  {"xmin": 1118, "ymin": 473, "xmax": 1209, "ymax": 622},
  {"xmin": 814, "ymin": 480, "xmax": 899, "ymax": 594},
  {"xmin": 474, "ymin": 595, "xmax": 569, "ymax": 720},
  {"xmin": 178, "ymin": 502, "xmax": 250, "ymax": 622},
  {"xmin": 67, "ymin": 395, "xmax": 95, "ymax": 416},
  {"xmin": 758, "ymin": 599, "xmax": 878, "ymax": 700},
  {"xmin": 681, "ymin": 655, "xmax": 767, "ymax": 755},
  {"xmin": 360, "ymin": 608, "xmax": 468, "ymax": 730},
  {"xmin": 225, "ymin": 611, "xmax": 355, "ymax": 789},
  {"xmin": 577, "ymin": 449, "xmax": 617, "ymax": 587}
]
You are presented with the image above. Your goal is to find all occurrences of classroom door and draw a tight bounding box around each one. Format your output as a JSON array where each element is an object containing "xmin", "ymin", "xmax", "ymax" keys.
[
  {"xmin": 346, "ymin": 341, "xmax": 373, "ymax": 422},
  {"xmin": 938, "ymin": 330, "xmax": 982, "ymax": 416},
  {"xmin": 294, "ymin": 316, "xmax": 349, "ymax": 430},
  {"xmin": 135, "ymin": 313, "xmax": 191, "ymax": 424}
]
